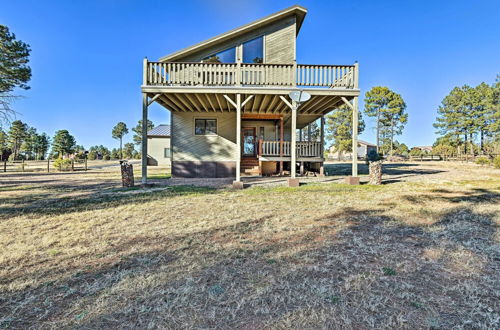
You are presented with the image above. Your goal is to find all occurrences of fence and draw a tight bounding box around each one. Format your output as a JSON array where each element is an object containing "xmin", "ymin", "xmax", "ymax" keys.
[{"xmin": 2, "ymin": 159, "xmax": 88, "ymax": 173}]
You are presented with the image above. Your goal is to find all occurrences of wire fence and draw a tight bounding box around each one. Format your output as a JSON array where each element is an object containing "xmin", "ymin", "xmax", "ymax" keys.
[{"xmin": 1, "ymin": 159, "xmax": 88, "ymax": 173}]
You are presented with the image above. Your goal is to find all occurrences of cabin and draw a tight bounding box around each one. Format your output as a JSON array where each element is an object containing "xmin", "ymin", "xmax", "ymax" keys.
[
  {"xmin": 147, "ymin": 124, "xmax": 171, "ymax": 166},
  {"xmin": 140, "ymin": 5, "xmax": 361, "ymax": 187},
  {"xmin": 329, "ymin": 140, "xmax": 377, "ymax": 160}
]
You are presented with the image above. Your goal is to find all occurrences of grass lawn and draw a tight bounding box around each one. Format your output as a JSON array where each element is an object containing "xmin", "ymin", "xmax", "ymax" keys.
[{"xmin": 0, "ymin": 162, "xmax": 499, "ymax": 328}]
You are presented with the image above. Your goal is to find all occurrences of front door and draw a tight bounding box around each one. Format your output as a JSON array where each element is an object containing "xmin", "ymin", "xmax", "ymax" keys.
[{"xmin": 242, "ymin": 127, "xmax": 256, "ymax": 156}]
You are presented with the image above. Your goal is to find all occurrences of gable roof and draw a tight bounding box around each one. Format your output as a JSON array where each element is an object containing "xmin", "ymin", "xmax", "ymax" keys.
[
  {"xmin": 159, "ymin": 5, "xmax": 307, "ymax": 62},
  {"xmin": 147, "ymin": 124, "xmax": 171, "ymax": 137},
  {"xmin": 358, "ymin": 140, "xmax": 376, "ymax": 147}
]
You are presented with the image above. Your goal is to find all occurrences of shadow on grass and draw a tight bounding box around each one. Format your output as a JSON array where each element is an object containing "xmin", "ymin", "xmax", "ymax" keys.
[{"xmin": 1, "ymin": 187, "xmax": 498, "ymax": 328}]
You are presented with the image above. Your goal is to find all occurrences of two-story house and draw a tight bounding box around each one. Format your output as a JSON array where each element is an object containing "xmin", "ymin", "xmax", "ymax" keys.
[{"xmin": 140, "ymin": 5, "xmax": 361, "ymax": 187}]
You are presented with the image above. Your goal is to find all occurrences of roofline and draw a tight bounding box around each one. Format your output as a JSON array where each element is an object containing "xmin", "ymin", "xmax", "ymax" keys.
[
  {"xmin": 159, "ymin": 5, "xmax": 307, "ymax": 62},
  {"xmin": 147, "ymin": 135, "xmax": 170, "ymax": 138}
]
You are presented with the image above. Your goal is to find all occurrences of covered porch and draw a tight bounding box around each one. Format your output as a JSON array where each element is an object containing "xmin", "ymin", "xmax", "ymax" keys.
[{"xmin": 140, "ymin": 60, "xmax": 361, "ymax": 187}]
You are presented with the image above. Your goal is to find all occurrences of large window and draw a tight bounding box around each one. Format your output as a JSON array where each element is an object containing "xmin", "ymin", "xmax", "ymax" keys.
[
  {"xmin": 202, "ymin": 47, "xmax": 236, "ymax": 63},
  {"xmin": 195, "ymin": 119, "xmax": 217, "ymax": 135},
  {"xmin": 242, "ymin": 36, "xmax": 263, "ymax": 63}
]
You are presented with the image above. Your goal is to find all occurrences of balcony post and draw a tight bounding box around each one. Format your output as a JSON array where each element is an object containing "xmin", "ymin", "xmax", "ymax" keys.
[
  {"xmin": 354, "ymin": 61, "xmax": 359, "ymax": 89},
  {"xmin": 351, "ymin": 96, "xmax": 359, "ymax": 177},
  {"xmin": 290, "ymin": 100, "xmax": 297, "ymax": 179},
  {"xmin": 234, "ymin": 94, "xmax": 242, "ymax": 188},
  {"xmin": 320, "ymin": 115, "xmax": 325, "ymax": 176},
  {"xmin": 141, "ymin": 92, "xmax": 148, "ymax": 186},
  {"xmin": 143, "ymin": 57, "xmax": 148, "ymax": 86},
  {"xmin": 292, "ymin": 60, "xmax": 297, "ymax": 87},
  {"xmin": 280, "ymin": 115, "xmax": 284, "ymax": 175}
]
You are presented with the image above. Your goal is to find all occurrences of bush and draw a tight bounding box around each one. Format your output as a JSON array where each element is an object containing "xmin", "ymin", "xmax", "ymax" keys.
[
  {"xmin": 366, "ymin": 149, "xmax": 382, "ymax": 162},
  {"xmin": 53, "ymin": 158, "xmax": 72, "ymax": 171},
  {"xmin": 493, "ymin": 155, "xmax": 500, "ymax": 169},
  {"xmin": 475, "ymin": 156, "xmax": 490, "ymax": 166}
]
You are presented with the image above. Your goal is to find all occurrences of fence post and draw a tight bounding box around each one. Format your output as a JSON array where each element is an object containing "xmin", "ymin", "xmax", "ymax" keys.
[
  {"xmin": 71, "ymin": 159, "xmax": 74, "ymax": 171},
  {"xmin": 47, "ymin": 158, "xmax": 50, "ymax": 172},
  {"xmin": 21, "ymin": 159, "xmax": 25, "ymax": 172},
  {"xmin": 3, "ymin": 160, "xmax": 6, "ymax": 172},
  {"xmin": 85, "ymin": 157, "xmax": 87, "ymax": 171}
]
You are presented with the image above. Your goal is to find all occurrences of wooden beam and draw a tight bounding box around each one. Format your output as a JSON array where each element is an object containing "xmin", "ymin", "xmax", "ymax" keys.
[
  {"xmin": 147, "ymin": 93, "xmax": 161, "ymax": 106},
  {"xmin": 280, "ymin": 115, "xmax": 284, "ymax": 175},
  {"xmin": 241, "ymin": 95, "xmax": 254, "ymax": 107},
  {"xmin": 341, "ymin": 96, "xmax": 354, "ymax": 110},
  {"xmin": 194, "ymin": 93, "xmax": 209, "ymax": 112},
  {"xmin": 236, "ymin": 94, "xmax": 242, "ymax": 182},
  {"xmin": 168, "ymin": 94, "xmax": 192, "ymax": 112},
  {"xmin": 258, "ymin": 94, "xmax": 271, "ymax": 113},
  {"xmin": 352, "ymin": 96, "xmax": 359, "ymax": 177},
  {"xmin": 159, "ymin": 95, "xmax": 184, "ymax": 112},
  {"xmin": 223, "ymin": 94, "xmax": 238, "ymax": 109},
  {"xmin": 141, "ymin": 93, "xmax": 148, "ymax": 185},
  {"xmin": 205, "ymin": 94, "xmax": 218, "ymax": 112},
  {"xmin": 279, "ymin": 95, "xmax": 293, "ymax": 110},
  {"xmin": 241, "ymin": 113, "xmax": 281, "ymax": 120},
  {"xmin": 214, "ymin": 93, "xmax": 224, "ymax": 112},
  {"xmin": 267, "ymin": 95, "xmax": 279, "ymax": 113},
  {"xmin": 291, "ymin": 100, "xmax": 297, "ymax": 179}
]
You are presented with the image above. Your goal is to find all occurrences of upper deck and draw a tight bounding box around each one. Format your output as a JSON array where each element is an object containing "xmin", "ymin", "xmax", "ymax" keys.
[{"xmin": 143, "ymin": 60, "xmax": 358, "ymax": 90}]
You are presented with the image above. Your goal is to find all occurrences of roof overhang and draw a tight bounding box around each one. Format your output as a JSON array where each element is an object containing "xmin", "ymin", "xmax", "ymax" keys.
[{"xmin": 159, "ymin": 5, "xmax": 307, "ymax": 62}]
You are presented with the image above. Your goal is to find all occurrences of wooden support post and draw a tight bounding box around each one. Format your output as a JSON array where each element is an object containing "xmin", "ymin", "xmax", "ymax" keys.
[
  {"xmin": 47, "ymin": 158, "xmax": 49, "ymax": 172},
  {"xmin": 85, "ymin": 157, "xmax": 87, "ymax": 171},
  {"xmin": 280, "ymin": 116, "xmax": 284, "ymax": 175},
  {"xmin": 141, "ymin": 92, "xmax": 148, "ymax": 185},
  {"xmin": 291, "ymin": 100, "xmax": 297, "ymax": 179},
  {"xmin": 4, "ymin": 160, "xmax": 6, "ymax": 172},
  {"xmin": 235, "ymin": 94, "xmax": 242, "ymax": 184},
  {"xmin": 71, "ymin": 159, "xmax": 74, "ymax": 171},
  {"xmin": 352, "ymin": 96, "xmax": 359, "ymax": 178},
  {"xmin": 320, "ymin": 116, "xmax": 325, "ymax": 176},
  {"xmin": 21, "ymin": 159, "xmax": 24, "ymax": 172},
  {"xmin": 300, "ymin": 162, "xmax": 304, "ymax": 176}
]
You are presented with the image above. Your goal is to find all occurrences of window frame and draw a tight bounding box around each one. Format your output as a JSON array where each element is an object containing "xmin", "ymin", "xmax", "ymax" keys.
[
  {"xmin": 202, "ymin": 47, "xmax": 237, "ymax": 63},
  {"xmin": 194, "ymin": 118, "xmax": 218, "ymax": 136},
  {"xmin": 164, "ymin": 148, "xmax": 171, "ymax": 158}
]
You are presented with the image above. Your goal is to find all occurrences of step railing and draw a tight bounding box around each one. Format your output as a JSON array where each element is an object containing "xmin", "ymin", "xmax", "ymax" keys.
[
  {"xmin": 144, "ymin": 60, "xmax": 357, "ymax": 89},
  {"xmin": 259, "ymin": 140, "xmax": 322, "ymax": 158}
]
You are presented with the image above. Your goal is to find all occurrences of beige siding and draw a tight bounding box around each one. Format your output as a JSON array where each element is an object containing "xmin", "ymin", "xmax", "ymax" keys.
[
  {"xmin": 172, "ymin": 112, "xmax": 236, "ymax": 161},
  {"xmin": 265, "ymin": 16, "xmax": 296, "ymax": 63},
  {"xmin": 147, "ymin": 137, "xmax": 171, "ymax": 165},
  {"xmin": 174, "ymin": 16, "xmax": 296, "ymax": 64}
]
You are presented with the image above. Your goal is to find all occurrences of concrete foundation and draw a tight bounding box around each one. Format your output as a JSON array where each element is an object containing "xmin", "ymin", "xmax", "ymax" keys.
[
  {"xmin": 345, "ymin": 176, "xmax": 360, "ymax": 185},
  {"xmin": 287, "ymin": 178, "xmax": 300, "ymax": 187}
]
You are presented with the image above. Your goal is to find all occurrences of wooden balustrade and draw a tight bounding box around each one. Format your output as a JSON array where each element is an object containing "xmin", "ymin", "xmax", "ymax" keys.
[
  {"xmin": 145, "ymin": 61, "xmax": 356, "ymax": 88},
  {"xmin": 260, "ymin": 140, "xmax": 322, "ymax": 158}
]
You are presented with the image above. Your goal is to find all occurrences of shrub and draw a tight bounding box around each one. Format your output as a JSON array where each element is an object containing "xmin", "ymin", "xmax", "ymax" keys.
[
  {"xmin": 493, "ymin": 155, "xmax": 500, "ymax": 169},
  {"xmin": 367, "ymin": 149, "xmax": 382, "ymax": 162},
  {"xmin": 475, "ymin": 156, "xmax": 490, "ymax": 166},
  {"xmin": 53, "ymin": 158, "xmax": 72, "ymax": 171}
]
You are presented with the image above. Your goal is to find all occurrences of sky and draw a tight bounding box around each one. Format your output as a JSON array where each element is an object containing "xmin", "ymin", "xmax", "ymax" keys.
[{"xmin": 2, "ymin": 0, "xmax": 499, "ymax": 149}]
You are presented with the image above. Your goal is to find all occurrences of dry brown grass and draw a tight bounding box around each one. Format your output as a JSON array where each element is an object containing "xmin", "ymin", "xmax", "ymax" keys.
[{"xmin": 0, "ymin": 162, "xmax": 499, "ymax": 329}]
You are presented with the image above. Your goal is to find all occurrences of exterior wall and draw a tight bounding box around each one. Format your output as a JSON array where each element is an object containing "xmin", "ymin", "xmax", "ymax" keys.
[
  {"xmin": 173, "ymin": 16, "xmax": 296, "ymax": 64},
  {"xmin": 147, "ymin": 137, "xmax": 171, "ymax": 165},
  {"xmin": 172, "ymin": 111, "xmax": 237, "ymax": 178}
]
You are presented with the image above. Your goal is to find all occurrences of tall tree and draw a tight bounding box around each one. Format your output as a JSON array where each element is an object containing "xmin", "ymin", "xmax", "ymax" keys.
[
  {"xmin": 326, "ymin": 104, "xmax": 365, "ymax": 159},
  {"xmin": 51, "ymin": 130, "xmax": 76, "ymax": 158},
  {"xmin": 0, "ymin": 25, "xmax": 32, "ymax": 122},
  {"xmin": 123, "ymin": 142, "xmax": 135, "ymax": 159},
  {"xmin": 132, "ymin": 120, "xmax": 154, "ymax": 145},
  {"xmin": 33, "ymin": 133, "xmax": 50, "ymax": 160},
  {"xmin": 112, "ymin": 122, "xmax": 128, "ymax": 159},
  {"xmin": 0, "ymin": 127, "xmax": 8, "ymax": 160},
  {"xmin": 364, "ymin": 87, "xmax": 407, "ymax": 154},
  {"xmin": 20, "ymin": 126, "xmax": 37, "ymax": 159},
  {"xmin": 7, "ymin": 120, "xmax": 27, "ymax": 159}
]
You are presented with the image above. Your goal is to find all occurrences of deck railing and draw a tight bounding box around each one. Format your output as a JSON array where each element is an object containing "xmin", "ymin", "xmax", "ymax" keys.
[
  {"xmin": 144, "ymin": 61, "xmax": 357, "ymax": 89},
  {"xmin": 259, "ymin": 140, "xmax": 322, "ymax": 158}
]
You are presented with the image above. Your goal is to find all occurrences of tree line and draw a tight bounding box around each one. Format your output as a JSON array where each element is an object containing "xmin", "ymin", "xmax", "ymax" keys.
[
  {"xmin": 433, "ymin": 76, "xmax": 499, "ymax": 157},
  {"xmin": 0, "ymin": 118, "xmax": 154, "ymax": 161}
]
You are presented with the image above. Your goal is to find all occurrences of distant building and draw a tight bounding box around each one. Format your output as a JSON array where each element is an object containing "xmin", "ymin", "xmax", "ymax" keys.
[
  {"xmin": 414, "ymin": 146, "xmax": 433, "ymax": 154},
  {"xmin": 328, "ymin": 140, "xmax": 377, "ymax": 160},
  {"xmin": 147, "ymin": 125, "xmax": 171, "ymax": 166}
]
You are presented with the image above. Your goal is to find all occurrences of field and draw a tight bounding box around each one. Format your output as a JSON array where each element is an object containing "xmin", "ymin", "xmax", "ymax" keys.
[{"xmin": 0, "ymin": 162, "xmax": 499, "ymax": 329}]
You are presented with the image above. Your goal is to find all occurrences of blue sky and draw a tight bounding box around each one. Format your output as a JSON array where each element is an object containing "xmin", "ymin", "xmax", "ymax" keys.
[{"xmin": 2, "ymin": 0, "xmax": 499, "ymax": 149}]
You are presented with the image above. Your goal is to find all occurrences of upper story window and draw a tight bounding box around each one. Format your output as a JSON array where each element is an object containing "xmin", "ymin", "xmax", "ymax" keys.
[
  {"xmin": 242, "ymin": 36, "xmax": 263, "ymax": 63},
  {"xmin": 202, "ymin": 47, "xmax": 236, "ymax": 63}
]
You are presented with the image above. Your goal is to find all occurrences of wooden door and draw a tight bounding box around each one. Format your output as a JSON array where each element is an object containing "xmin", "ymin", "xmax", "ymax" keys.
[{"xmin": 242, "ymin": 127, "xmax": 256, "ymax": 156}]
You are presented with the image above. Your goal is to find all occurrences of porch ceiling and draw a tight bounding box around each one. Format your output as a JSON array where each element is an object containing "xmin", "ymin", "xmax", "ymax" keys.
[{"xmin": 152, "ymin": 92, "xmax": 349, "ymax": 117}]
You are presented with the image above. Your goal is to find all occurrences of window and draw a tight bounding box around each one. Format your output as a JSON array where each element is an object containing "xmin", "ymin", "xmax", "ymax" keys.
[
  {"xmin": 164, "ymin": 148, "xmax": 171, "ymax": 158},
  {"xmin": 195, "ymin": 119, "xmax": 217, "ymax": 135},
  {"xmin": 202, "ymin": 47, "xmax": 236, "ymax": 63},
  {"xmin": 242, "ymin": 36, "xmax": 263, "ymax": 63}
]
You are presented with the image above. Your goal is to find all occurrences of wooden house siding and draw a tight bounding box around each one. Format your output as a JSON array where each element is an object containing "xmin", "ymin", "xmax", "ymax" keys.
[{"xmin": 172, "ymin": 112, "xmax": 237, "ymax": 162}]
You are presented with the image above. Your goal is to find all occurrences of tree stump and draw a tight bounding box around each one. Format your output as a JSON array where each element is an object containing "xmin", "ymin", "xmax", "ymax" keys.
[
  {"xmin": 120, "ymin": 160, "xmax": 134, "ymax": 187},
  {"xmin": 368, "ymin": 161, "xmax": 383, "ymax": 185}
]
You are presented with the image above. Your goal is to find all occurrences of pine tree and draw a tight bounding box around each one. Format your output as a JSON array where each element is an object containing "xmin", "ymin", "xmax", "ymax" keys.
[
  {"xmin": 7, "ymin": 120, "xmax": 27, "ymax": 159},
  {"xmin": 132, "ymin": 120, "xmax": 154, "ymax": 145},
  {"xmin": 51, "ymin": 130, "xmax": 76, "ymax": 158},
  {"xmin": 364, "ymin": 87, "xmax": 407, "ymax": 154},
  {"xmin": 112, "ymin": 122, "xmax": 128, "ymax": 159},
  {"xmin": 326, "ymin": 104, "xmax": 365, "ymax": 159}
]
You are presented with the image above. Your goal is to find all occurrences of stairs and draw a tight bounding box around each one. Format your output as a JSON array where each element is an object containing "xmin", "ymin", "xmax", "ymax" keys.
[{"xmin": 241, "ymin": 157, "xmax": 260, "ymax": 175}]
